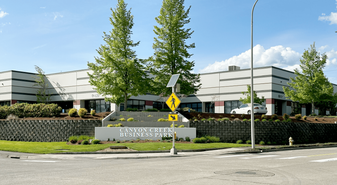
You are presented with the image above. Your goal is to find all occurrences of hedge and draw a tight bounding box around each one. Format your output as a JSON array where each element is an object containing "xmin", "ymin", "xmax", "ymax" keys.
[{"xmin": 0, "ymin": 103, "xmax": 62, "ymax": 119}]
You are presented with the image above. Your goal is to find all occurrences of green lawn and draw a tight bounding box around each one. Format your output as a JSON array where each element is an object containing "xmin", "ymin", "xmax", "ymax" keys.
[{"xmin": 0, "ymin": 140, "xmax": 250, "ymax": 154}]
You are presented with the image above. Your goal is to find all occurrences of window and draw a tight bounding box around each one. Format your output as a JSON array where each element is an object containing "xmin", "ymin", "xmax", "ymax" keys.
[
  {"xmin": 224, "ymin": 100, "xmax": 243, "ymax": 113},
  {"xmin": 85, "ymin": 99, "xmax": 110, "ymax": 113},
  {"xmin": 291, "ymin": 102, "xmax": 301, "ymax": 115},
  {"xmin": 153, "ymin": 101, "xmax": 168, "ymax": 110},
  {"xmin": 0, "ymin": 101, "xmax": 10, "ymax": 106},
  {"xmin": 205, "ymin": 102, "xmax": 214, "ymax": 113},
  {"xmin": 125, "ymin": 99, "xmax": 145, "ymax": 111},
  {"xmin": 180, "ymin": 102, "xmax": 202, "ymax": 112}
]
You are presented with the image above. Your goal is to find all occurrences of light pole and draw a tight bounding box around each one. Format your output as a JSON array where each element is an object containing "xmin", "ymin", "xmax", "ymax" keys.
[{"xmin": 251, "ymin": 0, "xmax": 258, "ymax": 149}]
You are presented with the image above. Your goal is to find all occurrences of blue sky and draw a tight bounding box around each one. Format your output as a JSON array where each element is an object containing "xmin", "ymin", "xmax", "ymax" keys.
[{"xmin": 1, "ymin": 0, "xmax": 337, "ymax": 83}]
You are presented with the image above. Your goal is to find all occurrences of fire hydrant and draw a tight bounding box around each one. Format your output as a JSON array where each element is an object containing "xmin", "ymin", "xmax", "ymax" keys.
[{"xmin": 289, "ymin": 137, "xmax": 294, "ymax": 146}]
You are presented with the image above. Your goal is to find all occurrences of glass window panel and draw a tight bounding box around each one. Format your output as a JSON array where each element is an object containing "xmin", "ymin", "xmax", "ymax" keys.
[
  {"xmin": 127, "ymin": 100, "xmax": 132, "ymax": 105},
  {"xmin": 133, "ymin": 100, "xmax": 139, "ymax": 105},
  {"xmin": 192, "ymin": 103, "xmax": 197, "ymax": 109},
  {"xmin": 139, "ymin": 101, "xmax": 145, "ymax": 105},
  {"xmin": 225, "ymin": 101, "xmax": 231, "ymax": 107},
  {"xmin": 225, "ymin": 107, "xmax": 231, "ymax": 114},
  {"xmin": 96, "ymin": 100, "xmax": 100, "ymax": 113}
]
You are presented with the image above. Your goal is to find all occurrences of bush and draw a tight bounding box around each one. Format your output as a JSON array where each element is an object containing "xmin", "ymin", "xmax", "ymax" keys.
[
  {"xmin": 119, "ymin": 118, "xmax": 126, "ymax": 121},
  {"xmin": 271, "ymin": 114, "xmax": 278, "ymax": 120},
  {"xmin": 234, "ymin": 118, "xmax": 240, "ymax": 121},
  {"xmin": 283, "ymin": 113, "xmax": 289, "ymax": 120},
  {"xmin": 236, "ymin": 140, "xmax": 243, "ymax": 144},
  {"xmin": 259, "ymin": 141, "xmax": 265, "ymax": 145},
  {"xmin": 68, "ymin": 108, "xmax": 77, "ymax": 117},
  {"xmin": 81, "ymin": 140, "xmax": 89, "ymax": 145},
  {"xmin": 170, "ymin": 124, "xmax": 178, "ymax": 127},
  {"xmin": 309, "ymin": 113, "xmax": 317, "ymax": 116},
  {"xmin": 200, "ymin": 137, "xmax": 207, "ymax": 143},
  {"xmin": 201, "ymin": 118, "xmax": 206, "ymax": 121},
  {"xmin": 185, "ymin": 137, "xmax": 190, "ymax": 142},
  {"xmin": 262, "ymin": 119, "xmax": 267, "ymax": 122},
  {"xmin": 193, "ymin": 138, "xmax": 201, "ymax": 143},
  {"xmin": 78, "ymin": 135, "xmax": 90, "ymax": 141},
  {"xmin": 146, "ymin": 108, "xmax": 158, "ymax": 112},
  {"xmin": 158, "ymin": 118, "xmax": 168, "ymax": 122},
  {"xmin": 126, "ymin": 108, "xmax": 138, "ymax": 111},
  {"xmin": 267, "ymin": 141, "xmax": 272, "ymax": 145},
  {"xmin": 268, "ymin": 119, "xmax": 273, "ymax": 122},
  {"xmin": 207, "ymin": 117, "xmax": 215, "ymax": 121},
  {"xmin": 286, "ymin": 118, "xmax": 292, "ymax": 122},
  {"xmin": 205, "ymin": 136, "xmax": 220, "ymax": 143},
  {"xmin": 246, "ymin": 140, "xmax": 251, "ymax": 144},
  {"xmin": 255, "ymin": 119, "xmax": 260, "ymax": 122},
  {"xmin": 295, "ymin": 114, "xmax": 302, "ymax": 120},
  {"xmin": 303, "ymin": 115, "xmax": 307, "ymax": 120},
  {"xmin": 107, "ymin": 124, "xmax": 114, "ymax": 127},
  {"xmin": 78, "ymin": 108, "xmax": 87, "ymax": 118},
  {"xmin": 230, "ymin": 115, "xmax": 235, "ymax": 118},
  {"xmin": 178, "ymin": 125, "xmax": 185, "ymax": 128},
  {"xmin": 127, "ymin": 117, "xmax": 134, "ymax": 121},
  {"xmin": 69, "ymin": 136, "xmax": 78, "ymax": 143},
  {"xmin": 242, "ymin": 119, "xmax": 247, "ymax": 121},
  {"xmin": 1, "ymin": 103, "xmax": 62, "ymax": 118},
  {"xmin": 115, "ymin": 123, "xmax": 123, "ymax": 127},
  {"xmin": 223, "ymin": 118, "xmax": 229, "ymax": 121},
  {"xmin": 90, "ymin": 110, "xmax": 96, "ymax": 116},
  {"xmin": 160, "ymin": 109, "xmax": 171, "ymax": 112},
  {"xmin": 274, "ymin": 119, "xmax": 280, "ymax": 122},
  {"xmin": 92, "ymin": 139, "xmax": 101, "ymax": 144},
  {"xmin": 261, "ymin": 114, "xmax": 266, "ymax": 119}
]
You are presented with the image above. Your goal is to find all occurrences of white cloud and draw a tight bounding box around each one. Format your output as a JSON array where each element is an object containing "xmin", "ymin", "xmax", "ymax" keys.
[
  {"xmin": 319, "ymin": 45, "xmax": 328, "ymax": 51},
  {"xmin": 40, "ymin": 7, "xmax": 46, "ymax": 9},
  {"xmin": 0, "ymin": 8, "xmax": 9, "ymax": 18},
  {"xmin": 199, "ymin": 45, "xmax": 301, "ymax": 73},
  {"xmin": 282, "ymin": 64, "xmax": 301, "ymax": 72},
  {"xmin": 319, "ymin": 1, "xmax": 337, "ymax": 25},
  {"xmin": 53, "ymin": 12, "xmax": 63, "ymax": 20},
  {"xmin": 326, "ymin": 49, "xmax": 337, "ymax": 66}
]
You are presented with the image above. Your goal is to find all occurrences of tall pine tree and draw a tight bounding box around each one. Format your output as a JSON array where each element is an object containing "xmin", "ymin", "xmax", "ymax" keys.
[
  {"xmin": 283, "ymin": 43, "xmax": 333, "ymax": 115},
  {"xmin": 87, "ymin": 0, "xmax": 148, "ymax": 109},
  {"xmin": 148, "ymin": 0, "xmax": 200, "ymax": 96}
]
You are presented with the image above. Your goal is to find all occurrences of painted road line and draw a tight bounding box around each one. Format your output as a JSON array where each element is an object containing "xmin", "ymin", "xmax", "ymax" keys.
[
  {"xmin": 23, "ymin": 160, "xmax": 57, "ymax": 163},
  {"xmin": 308, "ymin": 153, "xmax": 337, "ymax": 157},
  {"xmin": 241, "ymin": 155, "xmax": 278, "ymax": 159},
  {"xmin": 311, "ymin": 158, "xmax": 337, "ymax": 163},
  {"xmin": 215, "ymin": 154, "xmax": 251, "ymax": 158},
  {"xmin": 279, "ymin": 156, "xmax": 308, "ymax": 160}
]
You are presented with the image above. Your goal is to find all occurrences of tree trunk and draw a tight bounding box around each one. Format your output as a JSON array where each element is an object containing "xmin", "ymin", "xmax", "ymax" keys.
[
  {"xmin": 312, "ymin": 102, "xmax": 315, "ymax": 115},
  {"xmin": 124, "ymin": 94, "xmax": 128, "ymax": 111}
]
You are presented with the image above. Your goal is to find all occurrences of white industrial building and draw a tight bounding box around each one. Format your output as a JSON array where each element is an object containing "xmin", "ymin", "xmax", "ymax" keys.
[{"xmin": 0, "ymin": 66, "xmax": 336, "ymax": 116}]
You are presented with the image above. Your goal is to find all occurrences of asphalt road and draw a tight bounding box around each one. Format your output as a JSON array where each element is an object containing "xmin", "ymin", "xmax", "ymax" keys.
[{"xmin": 1, "ymin": 147, "xmax": 337, "ymax": 185}]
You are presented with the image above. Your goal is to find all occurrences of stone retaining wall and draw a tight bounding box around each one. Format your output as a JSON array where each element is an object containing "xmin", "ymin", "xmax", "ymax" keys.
[
  {"xmin": 0, "ymin": 120, "xmax": 101, "ymax": 142},
  {"xmin": 190, "ymin": 121, "xmax": 337, "ymax": 144}
]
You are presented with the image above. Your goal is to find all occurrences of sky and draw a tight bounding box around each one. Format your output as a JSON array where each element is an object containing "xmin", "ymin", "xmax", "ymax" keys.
[{"xmin": 1, "ymin": 0, "xmax": 337, "ymax": 83}]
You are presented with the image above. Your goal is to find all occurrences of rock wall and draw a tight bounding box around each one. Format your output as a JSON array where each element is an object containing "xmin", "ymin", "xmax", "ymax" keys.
[
  {"xmin": 190, "ymin": 121, "xmax": 337, "ymax": 144},
  {"xmin": 0, "ymin": 120, "xmax": 101, "ymax": 142}
]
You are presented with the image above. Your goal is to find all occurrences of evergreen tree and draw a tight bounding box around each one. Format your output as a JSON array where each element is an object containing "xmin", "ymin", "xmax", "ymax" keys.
[
  {"xmin": 239, "ymin": 85, "xmax": 265, "ymax": 105},
  {"xmin": 283, "ymin": 43, "xmax": 333, "ymax": 115},
  {"xmin": 148, "ymin": 0, "xmax": 200, "ymax": 96},
  {"xmin": 87, "ymin": 0, "xmax": 148, "ymax": 109},
  {"xmin": 34, "ymin": 65, "xmax": 50, "ymax": 103}
]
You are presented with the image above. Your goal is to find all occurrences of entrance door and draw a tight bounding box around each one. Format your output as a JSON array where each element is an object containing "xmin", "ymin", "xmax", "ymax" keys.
[{"xmin": 275, "ymin": 100, "xmax": 282, "ymax": 115}]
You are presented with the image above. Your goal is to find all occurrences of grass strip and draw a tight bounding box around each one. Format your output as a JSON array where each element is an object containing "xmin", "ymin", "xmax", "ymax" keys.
[{"xmin": 0, "ymin": 140, "xmax": 250, "ymax": 154}]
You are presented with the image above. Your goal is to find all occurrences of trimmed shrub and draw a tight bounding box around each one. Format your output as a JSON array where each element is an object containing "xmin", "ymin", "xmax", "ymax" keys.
[
  {"xmin": 126, "ymin": 108, "xmax": 138, "ymax": 111},
  {"xmin": 119, "ymin": 118, "xmax": 126, "ymax": 121},
  {"xmin": 192, "ymin": 138, "xmax": 201, "ymax": 143},
  {"xmin": 201, "ymin": 118, "xmax": 206, "ymax": 121},
  {"xmin": 78, "ymin": 135, "xmax": 90, "ymax": 141},
  {"xmin": 115, "ymin": 123, "xmax": 123, "ymax": 127},
  {"xmin": 90, "ymin": 110, "xmax": 96, "ymax": 116},
  {"xmin": 261, "ymin": 114, "xmax": 266, "ymax": 119},
  {"xmin": 267, "ymin": 141, "xmax": 272, "ymax": 145},
  {"xmin": 259, "ymin": 141, "xmax": 265, "ymax": 145},
  {"xmin": 146, "ymin": 108, "xmax": 158, "ymax": 112},
  {"xmin": 246, "ymin": 140, "xmax": 251, "ymax": 144},
  {"xmin": 200, "ymin": 137, "xmax": 207, "ymax": 143},
  {"xmin": 274, "ymin": 119, "xmax": 280, "ymax": 122},
  {"xmin": 271, "ymin": 114, "xmax": 278, "ymax": 120},
  {"xmin": 185, "ymin": 137, "xmax": 191, "ymax": 142},
  {"xmin": 255, "ymin": 119, "xmax": 260, "ymax": 122},
  {"xmin": 303, "ymin": 115, "xmax": 307, "ymax": 120},
  {"xmin": 0, "ymin": 103, "xmax": 62, "ymax": 118},
  {"xmin": 107, "ymin": 124, "xmax": 114, "ymax": 127},
  {"xmin": 283, "ymin": 113, "xmax": 290, "ymax": 120},
  {"xmin": 127, "ymin": 117, "xmax": 134, "ymax": 121},
  {"xmin": 178, "ymin": 125, "xmax": 185, "ymax": 128},
  {"xmin": 78, "ymin": 108, "xmax": 87, "ymax": 118},
  {"xmin": 81, "ymin": 140, "xmax": 89, "ymax": 145},
  {"xmin": 207, "ymin": 117, "xmax": 215, "ymax": 121},
  {"xmin": 286, "ymin": 118, "xmax": 292, "ymax": 122},
  {"xmin": 68, "ymin": 108, "xmax": 77, "ymax": 117},
  {"xmin": 262, "ymin": 119, "xmax": 267, "ymax": 122},
  {"xmin": 234, "ymin": 118, "xmax": 240, "ymax": 121},
  {"xmin": 205, "ymin": 136, "xmax": 220, "ymax": 143},
  {"xmin": 158, "ymin": 118, "xmax": 168, "ymax": 122},
  {"xmin": 230, "ymin": 115, "xmax": 235, "ymax": 118},
  {"xmin": 69, "ymin": 136, "xmax": 78, "ymax": 143},
  {"xmin": 268, "ymin": 119, "xmax": 273, "ymax": 122},
  {"xmin": 295, "ymin": 114, "xmax": 302, "ymax": 120},
  {"xmin": 242, "ymin": 119, "xmax": 247, "ymax": 121},
  {"xmin": 236, "ymin": 140, "xmax": 243, "ymax": 144},
  {"xmin": 92, "ymin": 139, "xmax": 101, "ymax": 145}
]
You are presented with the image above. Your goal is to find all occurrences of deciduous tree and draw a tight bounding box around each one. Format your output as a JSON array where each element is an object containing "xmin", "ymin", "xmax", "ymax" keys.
[
  {"xmin": 283, "ymin": 43, "xmax": 333, "ymax": 115},
  {"xmin": 239, "ymin": 85, "xmax": 265, "ymax": 105},
  {"xmin": 34, "ymin": 65, "xmax": 51, "ymax": 103}
]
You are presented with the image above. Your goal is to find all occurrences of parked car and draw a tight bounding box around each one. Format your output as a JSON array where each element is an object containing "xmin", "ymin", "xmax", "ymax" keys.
[{"xmin": 230, "ymin": 103, "xmax": 267, "ymax": 114}]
